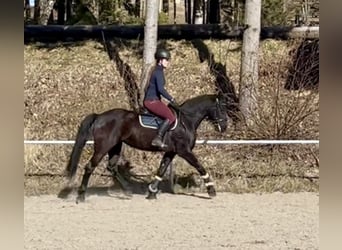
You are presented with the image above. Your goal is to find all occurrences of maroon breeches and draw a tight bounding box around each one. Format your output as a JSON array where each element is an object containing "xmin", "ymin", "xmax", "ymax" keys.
[{"xmin": 143, "ymin": 100, "xmax": 176, "ymax": 124}]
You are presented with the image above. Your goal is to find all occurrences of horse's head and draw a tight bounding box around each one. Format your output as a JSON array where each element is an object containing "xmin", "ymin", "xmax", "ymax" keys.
[
  {"xmin": 207, "ymin": 94, "xmax": 228, "ymax": 133},
  {"xmin": 179, "ymin": 94, "xmax": 229, "ymax": 133}
]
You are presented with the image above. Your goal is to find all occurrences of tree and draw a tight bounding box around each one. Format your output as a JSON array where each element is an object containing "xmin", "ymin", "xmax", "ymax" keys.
[
  {"xmin": 57, "ymin": 0, "xmax": 65, "ymax": 24},
  {"xmin": 34, "ymin": 0, "xmax": 40, "ymax": 23},
  {"xmin": 138, "ymin": 0, "xmax": 159, "ymax": 108},
  {"xmin": 66, "ymin": 0, "xmax": 72, "ymax": 22},
  {"xmin": 193, "ymin": 0, "xmax": 203, "ymax": 24},
  {"xmin": 24, "ymin": 0, "xmax": 31, "ymax": 21},
  {"xmin": 239, "ymin": 0, "xmax": 261, "ymax": 124},
  {"xmin": 208, "ymin": 0, "xmax": 220, "ymax": 23}
]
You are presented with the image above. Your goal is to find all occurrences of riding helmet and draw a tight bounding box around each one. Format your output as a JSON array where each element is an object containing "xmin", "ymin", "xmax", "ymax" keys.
[{"xmin": 155, "ymin": 48, "xmax": 171, "ymax": 60}]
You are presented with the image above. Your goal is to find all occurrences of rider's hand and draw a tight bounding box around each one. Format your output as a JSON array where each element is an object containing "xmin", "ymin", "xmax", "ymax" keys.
[{"xmin": 170, "ymin": 98, "xmax": 180, "ymax": 110}]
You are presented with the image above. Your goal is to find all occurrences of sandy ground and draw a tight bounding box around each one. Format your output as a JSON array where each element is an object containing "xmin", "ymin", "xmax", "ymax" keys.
[{"xmin": 24, "ymin": 191, "xmax": 318, "ymax": 250}]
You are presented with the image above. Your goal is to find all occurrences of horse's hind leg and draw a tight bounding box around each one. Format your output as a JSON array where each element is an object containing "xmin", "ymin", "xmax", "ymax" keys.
[
  {"xmin": 146, "ymin": 152, "xmax": 176, "ymax": 199},
  {"xmin": 107, "ymin": 142, "xmax": 132, "ymax": 194},
  {"xmin": 177, "ymin": 150, "xmax": 216, "ymax": 197},
  {"xmin": 76, "ymin": 151, "xmax": 105, "ymax": 203}
]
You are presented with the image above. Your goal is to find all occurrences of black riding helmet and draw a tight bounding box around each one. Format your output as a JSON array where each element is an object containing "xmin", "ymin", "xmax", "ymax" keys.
[{"xmin": 155, "ymin": 48, "xmax": 171, "ymax": 61}]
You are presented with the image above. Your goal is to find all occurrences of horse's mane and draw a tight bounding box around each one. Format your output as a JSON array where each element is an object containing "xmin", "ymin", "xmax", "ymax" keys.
[{"xmin": 181, "ymin": 94, "xmax": 217, "ymax": 108}]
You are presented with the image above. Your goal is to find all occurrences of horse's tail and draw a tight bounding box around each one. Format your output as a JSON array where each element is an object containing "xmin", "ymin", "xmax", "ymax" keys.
[{"xmin": 65, "ymin": 113, "xmax": 97, "ymax": 180}]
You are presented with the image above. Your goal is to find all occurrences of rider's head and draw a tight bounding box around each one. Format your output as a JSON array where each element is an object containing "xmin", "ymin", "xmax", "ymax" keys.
[{"xmin": 155, "ymin": 48, "xmax": 171, "ymax": 68}]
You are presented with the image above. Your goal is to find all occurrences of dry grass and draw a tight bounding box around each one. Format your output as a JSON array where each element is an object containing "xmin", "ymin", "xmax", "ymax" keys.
[{"xmin": 24, "ymin": 39, "xmax": 319, "ymax": 195}]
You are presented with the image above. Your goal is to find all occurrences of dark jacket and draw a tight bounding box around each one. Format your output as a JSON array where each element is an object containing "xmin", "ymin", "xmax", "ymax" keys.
[{"xmin": 144, "ymin": 65, "xmax": 173, "ymax": 102}]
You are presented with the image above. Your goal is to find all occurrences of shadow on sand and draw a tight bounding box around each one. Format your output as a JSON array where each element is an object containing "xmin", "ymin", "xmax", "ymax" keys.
[{"xmin": 57, "ymin": 166, "xmax": 207, "ymax": 201}]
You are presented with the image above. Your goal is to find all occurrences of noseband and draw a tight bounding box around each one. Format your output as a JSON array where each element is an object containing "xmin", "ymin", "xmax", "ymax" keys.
[{"xmin": 212, "ymin": 97, "xmax": 227, "ymax": 124}]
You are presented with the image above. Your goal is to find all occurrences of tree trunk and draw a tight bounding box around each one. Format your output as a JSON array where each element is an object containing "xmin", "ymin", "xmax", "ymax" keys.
[
  {"xmin": 66, "ymin": 0, "xmax": 72, "ymax": 23},
  {"xmin": 135, "ymin": 0, "xmax": 141, "ymax": 17},
  {"xmin": 239, "ymin": 0, "xmax": 261, "ymax": 124},
  {"xmin": 39, "ymin": 0, "xmax": 56, "ymax": 25},
  {"xmin": 203, "ymin": 0, "xmax": 207, "ymax": 24},
  {"xmin": 25, "ymin": 0, "xmax": 31, "ymax": 20},
  {"xmin": 193, "ymin": 0, "xmax": 203, "ymax": 24},
  {"xmin": 57, "ymin": 0, "xmax": 65, "ymax": 25},
  {"xmin": 162, "ymin": 0, "xmax": 169, "ymax": 13},
  {"xmin": 34, "ymin": 0, "xmax": 40, "ymax": 23},
  {"xmin": 185, "ymin": 0, "xmax": 192, "ymax": 24},
  {"xmin": 139, "ymin": 0, "xmax": 145, "ymax": 18},
  {"xmin": 138, "ymin": 0, "xmax": 159, "ymax": 108},
  {"xmin": 173, "ymin": 0, "xmax": 176, "ymax": 23},
  {"xmin": 208, "ymin": 0, "xmax": 220, "ymax": 23}
]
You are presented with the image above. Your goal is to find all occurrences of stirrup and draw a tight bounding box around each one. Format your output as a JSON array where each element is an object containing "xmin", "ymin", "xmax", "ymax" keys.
[{"xmin": 151, "ymin": 138, "xmax": 167, "ymax": 148}]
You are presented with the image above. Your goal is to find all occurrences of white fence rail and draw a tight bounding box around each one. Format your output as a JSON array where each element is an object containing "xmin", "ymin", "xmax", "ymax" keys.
[{"xmin": 24, "ymin": 140, "xmax": 319, "ymax": 145}]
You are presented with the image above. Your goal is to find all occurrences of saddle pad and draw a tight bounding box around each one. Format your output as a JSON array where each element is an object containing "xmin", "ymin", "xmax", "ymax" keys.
[{"xmin": 138, "ymin": 114, "xmax": 177, "ymax": 130}]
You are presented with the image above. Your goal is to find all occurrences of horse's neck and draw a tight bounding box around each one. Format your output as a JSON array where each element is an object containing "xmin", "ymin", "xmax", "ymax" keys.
[
  {"xmin": 182, "ymin": 106, "xmax": 208, "ymax": 130},
  {"xmin": 193, "ymin": 111, "xmax": 207, "ymax": 129},
  {"xmin": 181, "ymin": 95, "xmax": 215, "ymax": 129}
]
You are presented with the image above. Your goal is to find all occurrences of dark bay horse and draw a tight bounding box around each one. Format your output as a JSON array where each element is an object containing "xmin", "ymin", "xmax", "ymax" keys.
[{"xmin": 61, "ymin": 94, "xmax": 228, "ymax": 202}]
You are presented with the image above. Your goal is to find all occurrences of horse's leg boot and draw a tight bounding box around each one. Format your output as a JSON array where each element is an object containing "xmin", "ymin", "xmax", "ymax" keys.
[{"xmin": 151, "ymin": 120, "xmax": 171, "ymax": 149}]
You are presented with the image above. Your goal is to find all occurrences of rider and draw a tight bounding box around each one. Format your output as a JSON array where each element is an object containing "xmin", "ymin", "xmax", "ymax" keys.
[{"xmin": 143, "ymin": 48, "xmax": 179, "ymax": 149}]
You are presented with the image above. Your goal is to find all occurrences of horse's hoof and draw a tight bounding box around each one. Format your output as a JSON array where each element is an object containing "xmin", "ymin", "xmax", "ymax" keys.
[
  {"xmin": 208, "ymin": 191, "xmax": 216, "ymax": 198},
  {"xmin": 207, "ymin": 186, "xmax": 216, "ymax": 198},
  {"xmin": 76, "ymin": 194, "xmax": 85, "ymax": 204},
  {"xmin": 57, "ymin": 187, "xmax": 73, "ymax": 199},
  {"xmin": 146, "ymin": 192, "xmax": 157, "ymax": 200},
  {"xmin": 123, "ymin": 188, "xmax": 133, "ymax": 197}
]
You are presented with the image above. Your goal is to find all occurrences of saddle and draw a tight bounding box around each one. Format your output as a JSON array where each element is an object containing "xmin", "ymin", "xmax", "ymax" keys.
[{"xmin": 138, "ymin": 106, "xmax": 178, "ymax": 130}]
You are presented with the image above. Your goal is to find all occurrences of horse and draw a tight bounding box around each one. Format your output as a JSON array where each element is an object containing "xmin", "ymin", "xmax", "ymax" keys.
[{"xmin": 60, "ymin": 93, "xmax": 228, "ymax": 203}]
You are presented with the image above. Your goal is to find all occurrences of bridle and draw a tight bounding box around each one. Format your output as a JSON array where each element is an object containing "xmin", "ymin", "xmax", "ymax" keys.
[
  {"xmin": 212, "ymin": 97, "xmax": 228, "ymax": 132},
  {"xmin": 170, "ymin": 96, "xmax": 228, "ymax": 131}
]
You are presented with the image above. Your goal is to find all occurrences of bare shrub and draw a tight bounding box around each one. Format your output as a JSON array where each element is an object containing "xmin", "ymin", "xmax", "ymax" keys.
[
  {"xmin": 285, "ymin": 38, "xmax": 319, "ymax": 90},
  {"xmin": 240, "ymin": 38, "xmax": 319, "ymax": 140}
]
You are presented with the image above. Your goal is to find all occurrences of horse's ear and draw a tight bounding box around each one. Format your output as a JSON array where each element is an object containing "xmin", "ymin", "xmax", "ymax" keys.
[
  {"xmin": 217, "ymin": 91, "xmax": 225, "ymax": 102},
  {"xmin": 217, "ymin": 92, "xmax": 229, "ymax": 109}
]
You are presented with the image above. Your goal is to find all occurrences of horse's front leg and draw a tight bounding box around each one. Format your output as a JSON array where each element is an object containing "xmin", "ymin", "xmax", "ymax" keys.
[
  {"xmin": 178, "ymin": 150, "xmax": 216, "ymax": 197},
  {"xmin": 146, "ymin": 152, "xmax": 176, "ymax": 199}
]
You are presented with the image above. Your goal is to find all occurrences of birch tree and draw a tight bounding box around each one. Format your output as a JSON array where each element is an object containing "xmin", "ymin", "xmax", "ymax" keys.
[
  {"xmin": 239, "ymin": 0, "xmax": 261, "ymax": 124},
  {"xmin": 139, "ymin": 0, "xmax": 159, "ymax": 107}
]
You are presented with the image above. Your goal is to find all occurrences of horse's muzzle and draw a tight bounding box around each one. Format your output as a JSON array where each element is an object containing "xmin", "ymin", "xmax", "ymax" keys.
[{"xmin": 216, "ymin": 121, "xmax": 227, "ymax": 133}]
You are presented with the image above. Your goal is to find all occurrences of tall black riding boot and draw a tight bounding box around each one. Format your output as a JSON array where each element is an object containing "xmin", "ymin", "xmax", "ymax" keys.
[{"xmin": 151, "ymin": 120, "xmax": 171, "ymax": 149}]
